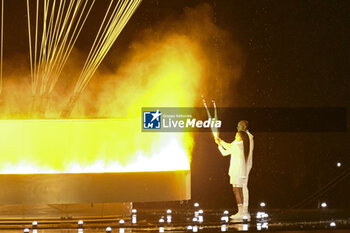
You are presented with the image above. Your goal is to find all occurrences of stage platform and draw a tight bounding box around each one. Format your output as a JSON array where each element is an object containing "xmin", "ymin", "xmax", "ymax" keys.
[{"xmin": 0, "ymin": 206, "xmax": 348, "ymax": 232}]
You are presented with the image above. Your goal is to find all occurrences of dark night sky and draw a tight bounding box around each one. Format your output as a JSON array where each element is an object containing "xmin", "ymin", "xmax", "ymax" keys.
[{"xmin": 2, "ymin": 1, "xmax": 349, "ymax": 209}]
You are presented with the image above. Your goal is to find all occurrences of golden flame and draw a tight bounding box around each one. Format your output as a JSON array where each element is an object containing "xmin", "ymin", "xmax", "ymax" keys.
[{"xmin": 1, "ymin": 35, "xmax": 203, "ymax": 174}]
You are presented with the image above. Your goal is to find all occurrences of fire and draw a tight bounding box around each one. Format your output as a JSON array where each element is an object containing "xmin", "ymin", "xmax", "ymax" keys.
[
  {"xmin": 0, "ymin": 119, "xmax": 191, "ymax": 174},
  {"xmin": 1, "ymin": 35, "xmax": 203, "ymax": 174}
]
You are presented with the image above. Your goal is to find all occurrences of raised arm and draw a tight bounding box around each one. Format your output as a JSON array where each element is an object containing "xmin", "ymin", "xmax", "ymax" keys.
[
  {"xmin": 215, "ymin": 137, "xmax": 234, "ymax": 156},
  {"xmin": 218, "ymin": 144, "xmax": 231, "ymax": 156},
  {"xmin": 220, "ymin": 139, "xmax": 233, "ymax": 151}
]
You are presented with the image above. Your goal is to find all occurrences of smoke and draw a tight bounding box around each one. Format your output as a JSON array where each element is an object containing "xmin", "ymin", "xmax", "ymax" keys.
[
  {"xmin": 75, "ymin": 3, "xmax": 245, "ymax": 117},
  {"xmin": 0, "ymin": 3, "xmax": 244, "ymax": 118},
  {"xmin": 0, "ymin": 55, "xmax": 32, "ymax": 117}
]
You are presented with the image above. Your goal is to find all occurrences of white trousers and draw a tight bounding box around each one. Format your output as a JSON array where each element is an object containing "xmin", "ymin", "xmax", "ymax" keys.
[{"xmin": 243, "ymin": 185, "xmax": 249, "ymax": 207}]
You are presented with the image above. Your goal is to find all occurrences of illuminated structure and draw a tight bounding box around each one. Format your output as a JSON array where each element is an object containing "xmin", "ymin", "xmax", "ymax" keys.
[{"xmin": 0, "ymin": 118, "xmax": 191, "ymax": 205}]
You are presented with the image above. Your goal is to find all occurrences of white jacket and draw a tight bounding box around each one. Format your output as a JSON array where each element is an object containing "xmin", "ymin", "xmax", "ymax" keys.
[
  {"xmin": 218, "ymin": 130, "xmax": 254, "ymax": 178},
  {"xmin": 218, "ymin": 140, "xmax": 247, "ymax": 180}
]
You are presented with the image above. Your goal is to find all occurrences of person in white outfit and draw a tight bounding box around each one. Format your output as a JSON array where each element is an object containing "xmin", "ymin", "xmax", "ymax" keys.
[
  {"xmin": 215, "ymin": 120, "xmax": 253, "ymax": 221},
  {"xmin": 237, "ymin": 120, "xmax": 254, "ymax": 220}
]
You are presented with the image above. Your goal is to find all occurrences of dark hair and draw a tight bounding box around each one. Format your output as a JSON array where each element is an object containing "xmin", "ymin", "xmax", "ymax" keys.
[
  {"xmin": 237, "ymin": 131, "xmax": 250, "ymax": 161},
  {"xmin": 243, "ymin": 120, "xmax": 249, "ymax": 129},
  {"xmin": 239, "ymin": 120, "xmax": 249, "ymax": 130}
]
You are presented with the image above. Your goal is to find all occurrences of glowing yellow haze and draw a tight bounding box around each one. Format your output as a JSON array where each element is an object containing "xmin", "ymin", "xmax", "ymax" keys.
[{"xmin": 0, "ymin": 36, "xmax": 202, "ymax": 174}]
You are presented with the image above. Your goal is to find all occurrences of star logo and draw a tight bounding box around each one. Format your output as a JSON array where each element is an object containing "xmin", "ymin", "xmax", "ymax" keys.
[
  {"xmin": 150, "ymin": 110, "xmax": 161, "ymax": 122},
  {"xmin": 143, "ymin": 110, "xmax": 161, "ymax": 129}
]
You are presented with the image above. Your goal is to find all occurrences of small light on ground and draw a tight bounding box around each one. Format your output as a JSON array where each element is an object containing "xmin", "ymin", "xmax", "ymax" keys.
[
  {"xmin": 198, "ymin": 216, "xmax": 203, "ymax": 223},
  {"xmin": 262, "ymin": 223, "xmax": 268, "ymax": 229},
  {"xmin": 132, "ymin": 215, "xmax": 137, "ymax": 224},
  {"xmin": 256, "ymin": 212, "xmax": 262, "ymax": 219},
  {"xmin": 221, "ymin": 224, "xmax": 227, "ymax": 232}
]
